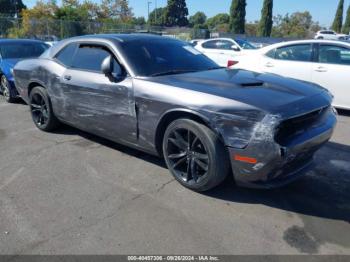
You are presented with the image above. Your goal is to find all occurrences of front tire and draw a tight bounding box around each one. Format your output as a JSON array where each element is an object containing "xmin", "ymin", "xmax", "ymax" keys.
[
  {"xmin": 163, "ymin": 119, "xmax": 229, "ymax": 192},
  {"xmin": 1, "ymin": 75, "xmax": 15, "ymax": 103},
  {"xmin": 29, "ymin": 86, "xmax": 60, "ymax": 131}
]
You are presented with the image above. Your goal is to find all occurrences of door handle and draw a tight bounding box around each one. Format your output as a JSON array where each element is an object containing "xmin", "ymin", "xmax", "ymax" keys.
[
  {"xmin": 265, "ymin": 62, "xmax": 274, "ymax": 68},
  {"xmin": 315, "ymin": 66, "xmax": 328, "ymax": 72},
  {"xmin": 64, "ymin": 75, "xmax": 72, "ymax": 81}
]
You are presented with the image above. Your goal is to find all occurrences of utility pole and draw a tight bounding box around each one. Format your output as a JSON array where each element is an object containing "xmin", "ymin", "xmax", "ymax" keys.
[
  {"xmin": 155, "ymin": 0, "xmax": 157, "ymax": 25},
  {"xmin": 147, "ymin": 1, "xmax": 152, "ymax": 21},
  {"xmin": 13, "ymin": 0, "xmax": 18, "ymax": 18}
]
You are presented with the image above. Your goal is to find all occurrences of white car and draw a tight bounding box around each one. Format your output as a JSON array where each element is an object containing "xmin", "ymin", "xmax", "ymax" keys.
[
  {"xmin": 231, "ymin": 40, "xmax": 350, "ymax": 110},
  {"xmin": 194, "ymin": 38, "xmax": 258, "ymax": 67},
  {"xmin": 314, "ymin": 30, "xmax": 347, "ymax": 40}
]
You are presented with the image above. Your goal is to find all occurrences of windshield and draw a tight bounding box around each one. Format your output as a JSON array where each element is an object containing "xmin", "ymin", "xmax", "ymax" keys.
[
  {"xmin": 0, "ymin": 42, "xmax": 49, "ymax": 59},
  {"xmin": 119, "ymin": 38, "xmax": 220, "ymax": 77},
  {"xmin": 234, "ymin": 39, "xmax": 257, "ymax": 50}
]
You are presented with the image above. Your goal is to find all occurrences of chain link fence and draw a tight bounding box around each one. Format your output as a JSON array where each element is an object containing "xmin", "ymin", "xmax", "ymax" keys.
[
  {"xmin": 0, "ymin": 16, "xmax": 297, "ymax": 47},
  {"xmin": 0, "ymin": 16, "xmax": 212, "ymax": 41}
]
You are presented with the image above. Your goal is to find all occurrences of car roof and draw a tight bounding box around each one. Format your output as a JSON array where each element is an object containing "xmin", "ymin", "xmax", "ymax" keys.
[
  {"xmin": 260, "ymin": 39, "xmax": 350, "ymax": 52},
  {"xmin": 63, "ymin": 33, "xmax": 173, "ymax": 43},
  {"xmin": 48, "ymin": 33, "xmax": 182, "ymax": 57},
  {"xmin": 198, "ymin": 38, "xmax": 235, "ymax": 43}
]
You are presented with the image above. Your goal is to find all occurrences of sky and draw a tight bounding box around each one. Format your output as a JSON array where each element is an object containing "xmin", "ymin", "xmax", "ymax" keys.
[{"xmin": 24, "ymin": 0, "xmax": 350, "ymax": 28}]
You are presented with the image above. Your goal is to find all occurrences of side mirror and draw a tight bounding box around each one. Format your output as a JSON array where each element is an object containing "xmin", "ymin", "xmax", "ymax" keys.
[
  {"xmin": 231, "ymin": 44, "xmax": 240, "ymax": 52},
  {"xmin": 101, "ymin": 55, "xmax": 113, "ymax": 76},
  {"xmin": 101, "ymin": 55, "xmax": 124, "ymax": 82}
]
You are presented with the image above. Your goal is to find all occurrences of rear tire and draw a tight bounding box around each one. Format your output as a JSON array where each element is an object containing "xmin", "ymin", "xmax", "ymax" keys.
[
  {"xmin": 29, "ymin": 86, "xmax": 60, "ymax": 131},
  {"xmin": 163, "ymin": 119, "xmax": 230, "ymax": 192},
  {"xmin": 1, "ymin": 75, "xmax": 16, "ymax": 103}
]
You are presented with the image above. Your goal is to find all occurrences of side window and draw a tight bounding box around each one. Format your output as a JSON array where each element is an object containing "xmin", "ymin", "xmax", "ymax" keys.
[
  {"xmin": 216, "ymin": 40, "xmax": 235, "ymax": 50},
  {"xmin": 71, "ymin": 45, "xmax": 111, "ymax": 72},
  {"xmin": 275, "ymin": 44, "xmax": 312, "ymax": 62},
  {"xmin": 319, "ymin": 45, "xmax": 350, "ymax": 65},
  {"xmin": 55, "ymin": 43, "xmax": 77, "ymax": 67},
  {"xmin": 202, "ymin": 40, "xmax": 219, "ymax": 49},
  {"xmin": 265, "ymin": 49, "xmax": 276, "ymax": 59}
]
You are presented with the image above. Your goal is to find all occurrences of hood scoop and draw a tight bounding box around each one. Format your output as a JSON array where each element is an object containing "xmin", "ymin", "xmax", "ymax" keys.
[{"xmin": 239, "ymin": 80, "xmax": 264, "ymax": 88}]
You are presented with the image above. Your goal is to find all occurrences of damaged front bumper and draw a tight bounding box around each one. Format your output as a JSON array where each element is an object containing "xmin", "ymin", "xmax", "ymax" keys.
[{"xmin": 227, "ymin": 107, "xmax": 337, "ymax": 189}]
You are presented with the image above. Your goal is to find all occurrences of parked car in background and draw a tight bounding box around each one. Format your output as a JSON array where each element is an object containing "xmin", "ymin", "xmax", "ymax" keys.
[
  {"xmin": 14, "ymin": 34, "xmax": 336, "ymax": 191},
  {"xmin": 32, "ymin": 35, "xmax": 60, "ymax": 46},
  {"xmin": 0, "ymin": 39, "xmax": 49, "ymax": 102},
  {"xmin": 314, "ymin": 30, "xmax": 347, "ymax": 40},
  {"xmin": 231, "ymin": 40, "xmax": 350, "ymax": 110},
  {"xmin": 189, "ymin": 39, "xmax": 204, "ymax": 46},
  {"xmin": 194, "ymin": 38, "xmax": 258, "ymax": 67}
]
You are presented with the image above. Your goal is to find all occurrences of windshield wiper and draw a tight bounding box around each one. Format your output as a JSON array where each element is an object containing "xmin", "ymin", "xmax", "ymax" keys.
[{"xmin": 150, "ymin": 69, "xmax": 199, "ymax": 77}]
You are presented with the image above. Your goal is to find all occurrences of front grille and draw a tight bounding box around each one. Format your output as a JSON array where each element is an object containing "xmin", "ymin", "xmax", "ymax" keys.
[{"xmin": 275, "ymin": 106, "xmax": 330, "ymax": 146}]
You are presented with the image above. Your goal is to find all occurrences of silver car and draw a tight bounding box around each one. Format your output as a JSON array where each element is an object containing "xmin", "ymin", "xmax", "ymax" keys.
[{"xmin": 13, "ymin": 34, "xmax": 337, "ymax": 191}]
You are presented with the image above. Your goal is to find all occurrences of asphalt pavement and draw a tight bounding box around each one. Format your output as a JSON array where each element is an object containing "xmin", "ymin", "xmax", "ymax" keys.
[{"xmin": 0, "ymin": 97, "xmax": 349, "ymax": 255}]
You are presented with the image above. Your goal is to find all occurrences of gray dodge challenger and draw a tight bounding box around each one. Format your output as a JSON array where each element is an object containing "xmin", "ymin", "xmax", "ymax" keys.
[{"xmin": 13, "ymin": 34, "xmax": 337, "ymax": 191}]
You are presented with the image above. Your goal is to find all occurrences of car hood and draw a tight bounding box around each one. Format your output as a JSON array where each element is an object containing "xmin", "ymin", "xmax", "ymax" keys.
[{"xmin": 148, "ymin": 69, "xmax": 332, "ymax": 119}]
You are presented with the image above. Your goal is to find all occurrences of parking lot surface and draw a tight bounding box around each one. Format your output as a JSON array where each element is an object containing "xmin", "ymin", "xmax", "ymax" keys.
[{"xmin": 0, "ymin": 98, "xmax": 349, "ymax": 255}]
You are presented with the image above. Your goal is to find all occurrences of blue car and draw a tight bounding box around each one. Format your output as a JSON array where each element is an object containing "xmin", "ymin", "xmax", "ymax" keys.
[{"xmin": 0, "ymin": 39, "xmax": 49, "ymax": 103}]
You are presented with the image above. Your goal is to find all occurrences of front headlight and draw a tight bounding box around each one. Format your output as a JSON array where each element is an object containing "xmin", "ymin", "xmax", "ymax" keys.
[{"xmin": 10, "ymin": 68, "xmax": 14, "ymax": 76}]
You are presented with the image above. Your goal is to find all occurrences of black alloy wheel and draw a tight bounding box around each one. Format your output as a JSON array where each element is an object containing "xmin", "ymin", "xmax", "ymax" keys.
[
  {"xmin": 29, "ymin": 86, "xmax": 60, "ymax": 131},
  {"xmin": 166, "ymin": 127, "xmax": 209, "ymax": 184},
  {"xmin": 163, "ymin": 119, "xmax": 229, "ymax": 192},
  {"xmin": 31, "ymin": 92, "xmax": 49, "ymax": 127},
  {"xmin": 1, "ymin": 75, "xmax": 15, "ymax": 103}
]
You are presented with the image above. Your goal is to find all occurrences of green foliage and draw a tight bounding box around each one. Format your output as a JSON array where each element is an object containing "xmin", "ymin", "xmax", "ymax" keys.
[
  {"xmin": 190, "ymin": 23, "xmax": 209, "ymax": 39},
  {"xmin": 99, "ymin": 0, "xmax": 133, "ymax": 22},
  {"xmin": 189, "ymin": 11, "xmax": 206, "ymax": 27},
  {"xmin": 205, "ymin": 13, "xmax": 230, "ymax": 30},
  {"xmin": 0, "ymin": 0, "xmax": 26, "ymax": 17},
  {"xmin": 272, "ymin": 11, "xmax": 319, "ymax": 38},
  {"xmin": 164, "ymin": 0, "xmax": 189, "ymax": 27},
  {"xmin": 245, "ymin": 22, "xmax": 259, "ymax": 36},
  {"xmin": 332, "ymin": 0, "xmax": 344, "ymax": 33},
  {"xmin": 230, "ymin": 0, "xmax": 246, "ymax": 34},
  {"xmin": 133, "ymin": 16, "xmax": 146, "ymax": 25},
  {"xmin": 148, "ymin": 7, "xmax": 166, "ymax": 26},
  {"xmin": 342, "ymin": 5, "xmax": 350, "ymax": 34},
  {"xmin": 258, "ymin": 0, "xmax": 273, "ymax": 37}
]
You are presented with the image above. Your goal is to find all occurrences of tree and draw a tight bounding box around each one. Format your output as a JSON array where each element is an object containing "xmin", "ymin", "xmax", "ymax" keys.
[
  {"xmin": 118, "ymin": 0, "xmax": 133, "ymax": 22},
  {"xmin": 205, "ymin": 13, "xmax": 230, "ymax": 30},
  {"xmin": 272, "ymin": 11, "xmax": 318, "ymax": 38},
  {"xmin": 164, "ymin": 0, "xmax": 189, "ymax": 27},
  {"xmin": 342, "ymin": 5, "xmax": 350, "ymax": 34},
  {"xmin": 246, "ymin": 21, "xmax": 259, "ymax": 36},
  {"xmin": 133, "ymin": 16, "xmax": 146, "ymax": 25},
  {"xmin": 332, "ymin": 0, "xmax": 344, "ymax": 33},
  {"xmin": 230, "ymin": 0, "xmax": 246, "ymax": 34},
  {"xmin": 258, "ymin": 0, "xmax": 273, "ymax": 37},
  {"xmin": 0, "ymin": 0, "xmax": 26, "ymax": 17},
  {"xmin": 99, "ymin": 0, "xmax": 133, "ymax": 21},
  {"xmin": 148, "ymin": 7, "xmax": 166, "ymax": 26},
  {"xmin": 191, "ymin": 23, "xmax": 209, "ymax": 39},
  {"xmin": 189, "ymin": 11, "xmax": 206, "ymax": 27}
]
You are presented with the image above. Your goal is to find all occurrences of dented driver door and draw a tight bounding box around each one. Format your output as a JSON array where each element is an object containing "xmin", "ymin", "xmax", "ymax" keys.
[{"xmin": 60, "ymin": 68, "xmax": 137, "ymax": 143}]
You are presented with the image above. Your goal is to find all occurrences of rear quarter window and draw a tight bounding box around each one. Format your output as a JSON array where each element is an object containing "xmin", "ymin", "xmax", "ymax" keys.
[{"xmin": 55, "ymin": 43, "xmax": 78, "ymax": 67}]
